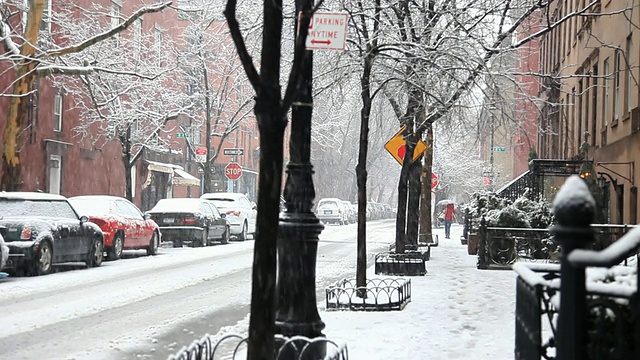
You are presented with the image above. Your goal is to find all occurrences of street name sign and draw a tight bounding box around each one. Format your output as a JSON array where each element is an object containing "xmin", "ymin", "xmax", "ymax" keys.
[
  {"xmin": 384, "ymin": 125, "xmax": 428, "ymax": 166},
  {"xmin": 176, "ymin": 133, "xmax": 186, "ymax": 138},
  {"xmin": 305, "ymin": 12, "xmax": 349, "ymax": 50},
  {"xmin": 195, "ymin": 146, "xmax": 207, "ymax": 163},
  {"xmin": 492, "ymin": 147, "xmax": 506, "ymax": 152},
  {"xmin": 223, "ymin": 148, "xmax": 244, "ymax": 156}
]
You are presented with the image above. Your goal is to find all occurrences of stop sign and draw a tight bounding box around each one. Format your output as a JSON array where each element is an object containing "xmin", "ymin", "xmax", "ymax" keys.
[
  {"xmin": 431, "ymin": 173, "xmax": 439, "ymax": 190},
  {"xmin": 225, "ymin": 162, "xmax": 243, "ymax": 180}
]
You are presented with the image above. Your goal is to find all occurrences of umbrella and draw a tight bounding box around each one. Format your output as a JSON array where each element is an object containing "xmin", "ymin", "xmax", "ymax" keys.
[{"xmin": 436, "ymin": 199, "xmax": 454, "ymax": 207}]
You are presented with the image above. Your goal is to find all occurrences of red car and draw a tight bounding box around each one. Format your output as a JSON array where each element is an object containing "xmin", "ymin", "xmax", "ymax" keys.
[{"xmin": 69, "ymin": 195, "xmax": 160, "ymax": 260}]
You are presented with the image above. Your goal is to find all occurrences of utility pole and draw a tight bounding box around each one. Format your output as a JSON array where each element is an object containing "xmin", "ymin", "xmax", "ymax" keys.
[{"xmin": 490, "ymin": 112, "xmax": 494, "ymax": 191}]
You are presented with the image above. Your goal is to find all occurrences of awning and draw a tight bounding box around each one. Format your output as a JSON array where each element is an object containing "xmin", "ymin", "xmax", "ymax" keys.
[
  {"xmin": 173, "ymin": 168, "xmax": 201, "ymax": 187},
  {"xmin": 145, "ymin": 160, "xmax": 200, "ymax": 187}
]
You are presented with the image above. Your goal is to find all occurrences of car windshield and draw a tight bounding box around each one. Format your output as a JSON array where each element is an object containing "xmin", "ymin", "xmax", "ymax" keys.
[
  {"xmin": 149, "ymin": 199, "xmax": 201, "ymax": 213},
  {"xmin": 206, "ymin": 199, "xmax": 237, "ymax": 209},
  {"xmin": 69, "ymin": 198, "xmax": 113, "ymax": 216},
  {"xmin": 318, "ymin": 200, "xmax": 338, "ymax": 207},
  {"xmin": 0, "ymin": 199, "xmax": 78, "ymax": 220}
]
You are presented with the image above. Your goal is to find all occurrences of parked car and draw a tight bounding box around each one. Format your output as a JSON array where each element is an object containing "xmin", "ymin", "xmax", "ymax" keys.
[
  {"xmin": 316, "ymin": 198, "xmax": 348, "ymax": 225},
  {"xmin": 0, "ymin": 230, "xmax": 8, "ymax": 272},
  {"xmin": 200, "ymin": 192, "xmax": 257, "ymax": 241},
  {"xmin": 0, "ymin": 192, "xmax": 104, "ymax": 276},
  {"xmin": 69, "ymin": 195, "xmax": 160, "ymax": 260},
  {"xmin": 341, "ymin": 200, "xmax": 356, "ymax": 224},
  {"xmin": 146, "ymin": 198, "xmax": 230, "ymax": 247}
]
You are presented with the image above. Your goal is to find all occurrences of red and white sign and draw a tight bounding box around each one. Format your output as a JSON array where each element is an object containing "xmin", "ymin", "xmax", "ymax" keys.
[
  {"xmin": 225, "ymin": 162, "xmax": 243, "ymax": 180},
  {"xmin": 431, "ymin": 173, "xmax": 439, "ymax": 190},
  {"xmin": 305, "ymin": 12, "xmax": 349, "ymax": 50},
  {"xmin": 195, "ymin": 146, "xmax": 207, "ymax": 163}
]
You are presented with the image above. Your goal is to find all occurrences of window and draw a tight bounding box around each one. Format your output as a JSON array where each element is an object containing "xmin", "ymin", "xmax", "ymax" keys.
[
  {"xmin": 604, "ymin": 58, "xmax": 610, "ymax": 126},
  {"xmin": 154, "ymin": 25, "xmax": 163, "ymax": 65},
  {"xmin": 54, "ymin": 93, "xmax": 63, "ymax": 132},
  {"xmin": 40, "ymin": 0, "xmax": 51, "ymax": 33},
  {"xmin": 133, "ymin": 19, "xmax": 142, "ymax": 61},
  {"xmin": 615, "ymin": 51, "xmax": 621, "ymax": 120},
  {"xmin": 111, "ymin": 1, "xmax": 122, "ymax": 44},
  {"xmin": 627, "ymin": 35, "xmax": 634, "ymax": 113}
]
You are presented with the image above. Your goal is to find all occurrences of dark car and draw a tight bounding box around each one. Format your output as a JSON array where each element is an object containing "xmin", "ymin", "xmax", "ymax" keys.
[
  {"xmin": 146, "ymin": 198, "xmax": 230, "ymax": 247},
  {"xmin": 0, "ymin": 192, "xmax": 104, "ymax": 276},
  {"xmin": 69, "ymin": 195, "xmax": 160, "ymax": 260}
]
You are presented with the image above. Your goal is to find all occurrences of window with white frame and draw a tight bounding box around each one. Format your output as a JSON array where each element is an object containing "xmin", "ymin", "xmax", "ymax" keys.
[
  {"xmin": 40, "ymin": 0, "xmax": 51, "ymax": 33},
  {"xmin": 111, "ymin": 1, "xmax": 122, "ymax": 44},
  {"xmin": 133, "ymin": 18, "xmax": 142, "ymax": 62},
  {"xmin": 54, "ymin": 93, "xmax": 63, "ymax": 132},
  {"xmin": 627, "ymin": 35, "xmax": 634, "ymax": 113},
  {"xmin": 615, "ymin": 51, "xmax": 621, "ymax": 120},
  {"xmin": 604, "ymin": 58, "xmax": 610, "ymax": 126},
  {"xmin": 154, "ymin": 25, "xmax": 163, "ymax": 65}
]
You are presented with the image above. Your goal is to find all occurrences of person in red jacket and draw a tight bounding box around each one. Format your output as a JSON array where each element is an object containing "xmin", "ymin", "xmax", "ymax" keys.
[{"xmin": 443, "ymin": 203, "xmax": 455, "ymax": 239}]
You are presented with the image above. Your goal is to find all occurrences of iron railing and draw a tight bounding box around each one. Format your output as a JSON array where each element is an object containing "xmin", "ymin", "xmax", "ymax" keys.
[
  {"xmin": 478, "ymin": 223, "xmax": 638, "ymax": 270},
  {"xmin": 325, "ymin": 278, "xmax": 411, "ymax": 311},
  {"xmin": 168, "ymin": 333, "xmax": 349, "ymax": 360},
  {"xmin": 374, "ymin": 251, "xmax": 427, "ymax": 276},
  {"xmin": 513, "ymin": 175, "xmax": 639, "ymax": 360}
]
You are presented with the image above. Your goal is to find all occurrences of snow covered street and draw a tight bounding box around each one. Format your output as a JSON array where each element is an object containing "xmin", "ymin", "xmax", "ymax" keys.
[
  {"xmin": 0, "ymin": 221, "xmax": 518, "ymax": 360},
  {"xmin": 0, "ymin": 220, "xmax": 393, "ymax": 360}
]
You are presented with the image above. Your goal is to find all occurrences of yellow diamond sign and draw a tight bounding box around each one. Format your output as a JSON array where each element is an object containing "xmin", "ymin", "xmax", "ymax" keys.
[{"xmin": 384, "ymin": 125, "xmax": 428, "ymax": 166}]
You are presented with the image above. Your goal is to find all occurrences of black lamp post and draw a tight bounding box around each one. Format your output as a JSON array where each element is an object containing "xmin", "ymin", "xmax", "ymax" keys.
[{"xmin": 274, "ymin": 0, "xmax": 326, "ymax": 358}]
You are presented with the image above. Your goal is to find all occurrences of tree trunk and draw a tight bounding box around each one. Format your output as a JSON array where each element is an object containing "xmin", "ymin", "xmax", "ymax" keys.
[
  {"xmin": 356, "ymin": 55, "xmax": 373, "ymax": 291},
  {"xmin": 419, "ymin": 124, "xmax": 434, "ymax": 244},
  {"xmin": 1, "ymin": 0, "xmax": 45, "ymax": 191},
  {"xmin": 406, "ymin": 154, "xmax": 422, "ymax": 246},
  {"xmin": 394, "ymin": 131, "xmax": 416, "ymax": 254},
  {"xmin": 123, "ymin": 127, "xmax": 134, "ymax": 202}
]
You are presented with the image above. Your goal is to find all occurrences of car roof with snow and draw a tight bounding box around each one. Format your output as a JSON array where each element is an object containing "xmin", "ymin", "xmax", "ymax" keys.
[
  {"xmin": 0, "ymin": 191, "xmax": 68, "ymax": 201},
  {"xmin": 201, "ymin": 192, "xmax": 245, "ymax": 200},
  {"xmin": 69, "ymin": 195, "xmax": 126, "ymax": 202}
]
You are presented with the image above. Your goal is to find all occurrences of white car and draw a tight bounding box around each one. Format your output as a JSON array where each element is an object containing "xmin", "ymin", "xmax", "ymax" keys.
[
  {"xmin": 200, "ymin": 192, "xmax": 257, "ymax": 240},
  {"xmin": 316, "ymin": 198, "xmax": 348, "ymax": 225},
  {"xmin": 1, "ymin": 228, "xmax": 9, "ymax": 273}
]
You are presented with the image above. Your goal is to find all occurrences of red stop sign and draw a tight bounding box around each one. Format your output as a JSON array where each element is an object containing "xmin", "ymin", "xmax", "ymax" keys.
[
  {"xmin": 225, "ymin": 162, "xmax": 243, "ymax": 180},
  {"xmin": 431, "ymin": 173, "xmax": 439, "ymax": 190}
]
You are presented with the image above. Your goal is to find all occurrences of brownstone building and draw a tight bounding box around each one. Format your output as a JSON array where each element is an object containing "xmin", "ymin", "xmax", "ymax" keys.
[
  {"xmin": 537, "ymin": 0, "xmax": 639, "ymax": 224},
  {"xmin": 0, "ymin": 1, "xmax": 260, "ymax": 211}
]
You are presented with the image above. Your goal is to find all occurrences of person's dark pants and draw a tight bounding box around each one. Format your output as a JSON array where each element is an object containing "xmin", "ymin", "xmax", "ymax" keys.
[{"xmin": 444, "ymin": 220, "xmax": 452, "ymax": 238}]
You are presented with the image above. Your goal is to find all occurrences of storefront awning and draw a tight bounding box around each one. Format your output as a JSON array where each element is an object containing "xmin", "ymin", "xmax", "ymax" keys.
[
  {"xmin": 145, "ymin": 160, "xmax": 200, "ymax": 187},
  {"xmin": 173, "ymin": 168, "xmax": 201, "ymax": 187}
]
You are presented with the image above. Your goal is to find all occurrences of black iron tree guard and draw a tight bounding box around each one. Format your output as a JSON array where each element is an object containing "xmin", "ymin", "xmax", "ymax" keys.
[
  {"xmin": 551, "ymin": 175, "xmax": 596, "ymax": 360},
  {"xmin": 275, "ymin": 0, "xmax": 326, "ymax": 358}
]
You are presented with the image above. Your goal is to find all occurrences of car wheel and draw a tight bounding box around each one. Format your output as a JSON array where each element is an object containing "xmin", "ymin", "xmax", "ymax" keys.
[
  {"xmin": 146, "ymin": 231, "xmax": 159, "ymax": 256},
  {"xmin": 107, "ymin": 232, "xmax": 124, "ymax": 260},
  {"xmin": 201, "ymin": 229, "xmax": 209, "ymax": 247},
  {"xmin": 221, "ymin": 226, "xmax": 230, "ymax": 244},
  {"xmin": 86, "ymin": 238, "xmax": 104, "ymax": 268},
  {"xmin": 31, "ymin": 241, "xmax": 53, "ymax": 276},
  {"xmin": 238, "ymin": 222, "xmax": 248, "ymax": 241}
]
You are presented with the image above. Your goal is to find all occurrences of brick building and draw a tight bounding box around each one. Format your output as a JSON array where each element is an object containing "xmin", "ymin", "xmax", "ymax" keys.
[{"xmin": 0, "ymin": 1, "xmax": 260, "ymax": 211}]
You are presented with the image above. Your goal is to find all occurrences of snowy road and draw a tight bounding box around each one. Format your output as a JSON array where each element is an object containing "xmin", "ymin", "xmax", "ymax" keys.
[{"xmin": 0, "ymin": 220, "xmax": 395, "ymax": 360}]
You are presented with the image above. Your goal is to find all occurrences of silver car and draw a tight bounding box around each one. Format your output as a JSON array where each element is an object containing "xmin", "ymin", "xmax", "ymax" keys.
[{"xmin": 0, "ymin": 229, "xmax": 9, "ymax": 273}]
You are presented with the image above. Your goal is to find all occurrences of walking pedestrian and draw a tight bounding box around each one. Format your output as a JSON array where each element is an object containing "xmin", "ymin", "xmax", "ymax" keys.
[{"xmin": 442, "ymin": 203, "xmax": 455, "ymax": 239}]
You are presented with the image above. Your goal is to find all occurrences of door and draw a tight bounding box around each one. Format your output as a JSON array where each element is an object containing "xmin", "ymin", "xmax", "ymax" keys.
[
  {"xmin": 49, "ymin": 155, "xmax": 61, "ymax": 195},
  {"xmin": 207, "ymin": 203, "xmax": 224, "ymax": 238},
  {"xmin": 201, "ymin": 203, "xmax": 216, "ymax": 239},
  {"xmin": 117, "ymin": 200, "xmax": 147, "ymax": 247},
  {"xmin": 53, "ymin": 201, "xmax": 88, "ymax": 259},
  {"xmin": 240, "ymin": 196, "xmax": 256, "ymax": 233}
]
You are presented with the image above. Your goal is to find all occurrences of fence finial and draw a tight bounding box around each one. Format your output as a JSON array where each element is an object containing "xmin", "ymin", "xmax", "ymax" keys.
[{"xmin": 552, "ymin": 175, "xmax": 596, "ymax": 228}]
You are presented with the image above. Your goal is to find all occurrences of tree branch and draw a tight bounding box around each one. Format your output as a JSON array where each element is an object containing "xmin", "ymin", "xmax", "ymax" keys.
[{"xmin": 223, "ymin": 0, "xmax": 260, "ymax": 91}]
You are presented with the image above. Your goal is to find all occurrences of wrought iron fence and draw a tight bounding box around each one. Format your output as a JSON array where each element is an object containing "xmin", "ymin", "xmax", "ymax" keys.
[
  {"xmin": 513, "ymin": 175, "xmax": 639, "ymax": 360},
  {"xmin": 478, "ymin": 223, "xmax": 638, "ymax": 270},
  {"xmin": 374, "ymin": 252, "xmax": 427, "ymax": 276},
  {"xmin": 168, "ymin": 333, "xmax": 349, "ymax": 360},
  {"xmin": 325, "ymin": 278, "xmax": 411, "ymax": 311}
]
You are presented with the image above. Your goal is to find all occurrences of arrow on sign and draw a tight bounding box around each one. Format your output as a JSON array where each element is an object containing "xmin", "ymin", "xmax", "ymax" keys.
[{"xmin": 311, "ymin": 39, "xmax": 331, "ymax": 45}]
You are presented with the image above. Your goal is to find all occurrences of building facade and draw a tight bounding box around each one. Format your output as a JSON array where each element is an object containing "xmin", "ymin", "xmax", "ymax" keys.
[
  {"xmin": 0, "ymin": 1, "xmax": 260, "ymax": 210},
  {"xmin": 537, "ymin": 0, "xmax": 640, "ymax": 224}
]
